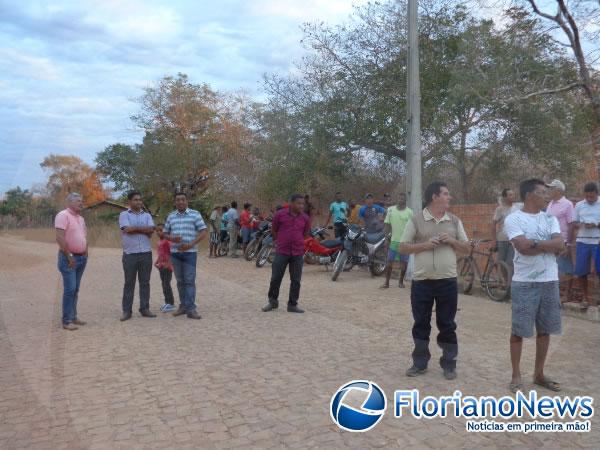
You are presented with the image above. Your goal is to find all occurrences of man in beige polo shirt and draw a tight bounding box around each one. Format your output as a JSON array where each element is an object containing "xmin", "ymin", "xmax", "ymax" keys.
[{"xmin": 399, "ymin": 181, "xmax": 471, "ymax": 380}]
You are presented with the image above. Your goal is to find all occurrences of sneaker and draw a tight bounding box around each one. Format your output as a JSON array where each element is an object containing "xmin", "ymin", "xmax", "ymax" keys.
[
  {"xmin": 405, "ymin": 366, "xmax": 427, "ymax": 377},
  {"xmin": 443, "ymin": 369, "xmax": 457, "ymax": 380},
  {"xmin": 161, "ymin": 304, "xmax": 175, "ymax": 312}
]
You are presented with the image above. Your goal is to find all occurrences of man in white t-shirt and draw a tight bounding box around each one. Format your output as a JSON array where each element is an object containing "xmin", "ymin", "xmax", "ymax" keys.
[
  {"xmin": 504, "ymin": 179, "xmax": 564, "ymax": 394},
  {"xmin": 571, "ymin": 182, "xmax": 600, "ymax": 307}
]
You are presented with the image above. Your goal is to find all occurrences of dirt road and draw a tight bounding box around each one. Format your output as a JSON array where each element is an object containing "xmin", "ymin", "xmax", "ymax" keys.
[{"xmin": 0, "ymin": 234, "xmax": 598, "ymax": 449}]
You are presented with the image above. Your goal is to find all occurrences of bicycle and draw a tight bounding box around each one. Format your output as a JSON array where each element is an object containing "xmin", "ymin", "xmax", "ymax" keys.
[{"xmin": 457, "ymin": 239, "xmax": 511, "ymax": 302}]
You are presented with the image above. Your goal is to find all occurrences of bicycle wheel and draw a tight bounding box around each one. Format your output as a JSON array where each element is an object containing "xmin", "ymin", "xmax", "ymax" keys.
[
  {"xmin": 484, "ymin": 261, "xmax": 511, "ymax": 302},
  {"xmin": 255, "ymin": 244, "xmax": 272, "ymax": 267},
  {"xmin": 457, "ymin": 257, "xmax": 474, "ymax": 294}
]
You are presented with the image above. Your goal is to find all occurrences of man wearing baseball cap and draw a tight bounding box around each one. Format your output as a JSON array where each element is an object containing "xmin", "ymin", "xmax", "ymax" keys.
[{"xmin": 546, "ymin": 179, "xmax": 575, "ymax": 302}]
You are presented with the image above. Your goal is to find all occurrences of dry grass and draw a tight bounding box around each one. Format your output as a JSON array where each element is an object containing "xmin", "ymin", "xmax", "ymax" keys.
[{"xmin": 0, "ymin": 226, "xmax": 210, "ymax": 250}]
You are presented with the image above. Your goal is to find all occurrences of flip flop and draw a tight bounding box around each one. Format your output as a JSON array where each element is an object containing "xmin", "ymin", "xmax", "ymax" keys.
[
  {"xmin": 534, "ymin": 377, "xmax": 561, "ymax": 392},
  {"xmin": 509, "ymin": 382, "xmax": 523, "ymax": 394}
]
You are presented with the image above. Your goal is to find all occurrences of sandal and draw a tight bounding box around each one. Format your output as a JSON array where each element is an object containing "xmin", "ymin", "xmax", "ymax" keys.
[
  {"xmin": 534, "ymin": 377, "xmax": 561, "ymax": 392},
  {"xmin": 509, "ymin": 382, "xmax": 523, "ymax": 394}
]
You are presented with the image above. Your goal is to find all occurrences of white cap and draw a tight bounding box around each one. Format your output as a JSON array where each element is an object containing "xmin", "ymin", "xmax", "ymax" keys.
[{"xmin": 546, "ymin": 179, "xmax": 565, "ymax": 191}]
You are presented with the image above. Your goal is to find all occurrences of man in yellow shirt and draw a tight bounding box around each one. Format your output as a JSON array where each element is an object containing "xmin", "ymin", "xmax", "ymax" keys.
[
  {"xmin": 381, "ymin": 193, "xmax": 413, "ymax": 288},
  {"xmin": 348, "ymin": 200, "xmax": 362, "ymax": 225}
]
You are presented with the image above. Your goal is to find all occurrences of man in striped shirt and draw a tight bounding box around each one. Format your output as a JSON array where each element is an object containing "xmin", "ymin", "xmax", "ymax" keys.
[{"xmin": 162, "ymin": 192, "xmax": 208, "ymax": 319}]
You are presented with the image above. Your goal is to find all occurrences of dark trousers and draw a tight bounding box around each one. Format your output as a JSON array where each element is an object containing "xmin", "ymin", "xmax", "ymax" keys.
[
  {"xmin": 410, "ymin": 278, "xmax": 458, "ymax": 370},
  {"xmin": 267, "ymin": 254, "xmax": 304, "ymax": 306},
  {"xmin": 159, "ymin": 267, "xmax": 174, "ymax": 305},
  {"xmin": 334, "ymin": 222, "xmax": 347, "ymax": 238},
  {"xmin": 122, "ymin": 252, "xmax": 152, "ymax": 313}
]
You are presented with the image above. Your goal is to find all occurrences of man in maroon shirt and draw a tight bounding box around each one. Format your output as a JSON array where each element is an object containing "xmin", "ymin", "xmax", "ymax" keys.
[{"xmin": 262, "ymin": 194, "xmax": 311, "ymax": 313}]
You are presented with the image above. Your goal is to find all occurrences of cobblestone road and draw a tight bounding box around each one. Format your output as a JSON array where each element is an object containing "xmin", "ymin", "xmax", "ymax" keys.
[{"xmin": 0, "ymin": 235, "xmax": 598, "ymax": 449}]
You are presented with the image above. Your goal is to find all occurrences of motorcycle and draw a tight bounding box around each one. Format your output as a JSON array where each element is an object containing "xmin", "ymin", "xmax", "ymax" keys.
[
  {"xmin": 244, "ymin": 220, "xmax": 272, "ymax": 261},
  {"xmin": 331, "ymin": 223, "xmax": 388, "ymax": 281},
  {"xmin": 255, "ymin": 230, "xmax": 275, "ymax": 267},
  {"xmin": 255, "ymin": 226, "xmax": 328, "ymax": 268},
  {"xmin": 303, "ymin": 227, "xmax": 351, "ymax": 270}
]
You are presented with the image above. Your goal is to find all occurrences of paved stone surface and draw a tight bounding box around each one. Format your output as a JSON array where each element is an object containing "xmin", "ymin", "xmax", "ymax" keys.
[{"xmin": 0, "ymin": 234, "xmax": 599, "ymax": 449}]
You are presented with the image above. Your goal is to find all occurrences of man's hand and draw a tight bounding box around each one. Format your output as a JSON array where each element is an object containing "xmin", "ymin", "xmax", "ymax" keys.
[
  {"xmin": 438, "ymin": 233, "xmax": 455, "ymax": 245},
  {"xmin": 425, "ymin": 236, "xmax": 441, "ymax": 250},
  {"xmin": 170, "ymin": 235, "xmax": 182, "ymax": 243},
  {"xmin": 178, "ymin": 243, "xmax": 192, "ymax": 252},
  {"xmin": 584, "ymin": 222, "xmax": 598, "ymax": 229}
]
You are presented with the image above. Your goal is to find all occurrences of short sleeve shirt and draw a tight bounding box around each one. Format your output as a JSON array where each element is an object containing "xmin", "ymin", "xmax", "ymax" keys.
[
  {"xmin": 55, "ymin": 209, "xmax": 87, "ymax": 254},
  {"xmin": 546, "ymin": 197, "xmax": 574, "ymax": 242},
  {"xmin": 573, "ymin": 200, "xmax": 600, "ymax": 244},
  {"xmin": 359, "ymin": 204, "xmax": 386, "ymax": 233},
  {"xmin": 163, "ymin": 208, "xmax": 207, "ymax": 253},
  {"xmin": 329, "ymin": 202, "xmax": 348, "ymax": 224},
  {"xmin": 384, "ymin": 206, "xmax": 413, "ymax": 242},
  {"xmin": 119, "ymin": 209, "xmax": 154, "ymax": 254},
  {"xmin": 493, "ymin": 203, "xmax": 523, "ymax": 241},
  {"xmin": 240, "ymin": 210, "xmax": 253, "ymax": 229},
  {"xmin": 209, "ymin": 210, "xmax": 220, "ymax": 233},
  {"xmin": 272, "ymin": 209, "xmax": 311, "ymax": 256},
  {"xmin": 400, "ymin": 209, "xmax": 468, "ymax": 280},
  {"xmin": 504, "ymin": 210, "xmax": 561, "ymax": 282},
  {"xmin": 225, "ymin": 209, "xmax": 239, "ymax": 230}
]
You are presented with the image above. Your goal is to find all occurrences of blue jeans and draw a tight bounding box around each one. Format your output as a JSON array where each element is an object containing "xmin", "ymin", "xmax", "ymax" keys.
[
  {"xmin": 171, "ymin": 252, "xmax": 197, "ymax": 312},
  {"xmin": 57, "ymin": 252, "xmax": 87, "ymax": 325}
]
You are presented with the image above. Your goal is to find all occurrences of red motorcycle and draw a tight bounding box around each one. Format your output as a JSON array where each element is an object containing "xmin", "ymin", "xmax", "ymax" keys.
[{"xmin": 303, "ymin": 227, "xmax": 351, "ymax": 271}]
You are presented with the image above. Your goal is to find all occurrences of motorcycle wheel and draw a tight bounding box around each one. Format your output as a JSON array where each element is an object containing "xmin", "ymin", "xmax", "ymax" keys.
[
  {"xmin": 331, "ymin": 250, "xmax": 349, "ymax": 281},
  {"xmin": 245, "ymin": 239, "xmax": 259, "ymax": 261},
  {"xmin": 255, "ymin": 244, "xmax": 272, "ymax": 268},
  {"xmin": 369, "ymin": 246, "xmax": 387, "ymax": 276}
]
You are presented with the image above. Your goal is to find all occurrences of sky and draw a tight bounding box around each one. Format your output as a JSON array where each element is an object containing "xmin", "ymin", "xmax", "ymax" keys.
[{"xmin": 0, "ymin": 0, "xmax": 371, "ymax": 194}]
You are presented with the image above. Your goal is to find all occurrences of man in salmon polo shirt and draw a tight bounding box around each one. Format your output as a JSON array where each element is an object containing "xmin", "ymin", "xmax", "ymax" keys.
[{"xmin": 55, "ymin": 193, "xmax": 88, "ymax": 330}]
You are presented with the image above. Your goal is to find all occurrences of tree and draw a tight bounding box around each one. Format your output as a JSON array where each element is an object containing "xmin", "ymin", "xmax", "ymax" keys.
[
  {"xmin": 40, "ymin": 154, "xmax": 107, "ymax": 206},
  {"xmin": 262, "ymin": 1, "xmax": 592, "ymax": 201},
  {"xmin": 99, "ymin": 74, "xmax": 257, "ymax": 214},
  {"xmin": 95, "ymin": 143, "xmax": 139, "ymax": 191},
  {"xmin": 0, "ymin": 187, "xmax": 33, "ymax": 219}
]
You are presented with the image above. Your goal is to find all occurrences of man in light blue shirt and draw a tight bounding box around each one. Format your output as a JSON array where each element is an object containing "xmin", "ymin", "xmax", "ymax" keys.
[
  {"xmin": 324, "ymin": 192, "xmax": 348, "ymax": 238},
  {"xmin": 163, "ymin": 192, "xmax": 208, "ymax": 319},
  {"xmin": 119, "ymin": 191, "xmax": 156, "ymax": 321}
]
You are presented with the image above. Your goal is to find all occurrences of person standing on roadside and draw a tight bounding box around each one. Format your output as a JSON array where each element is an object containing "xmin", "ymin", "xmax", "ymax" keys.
[
  {"xmin": 546, "ymin": 180, "xmax": 575, "ymax": 303},
  {"xmin": 155, "ymin": 223, "xmax": 175, "ymax": 313},
  {"xmin": 119, "ymin": 191, "xmax": 156, "ymax": 321},
  {"xmin": 359, "ymin": 193, "xmax": 386, "ymax": 233},
  {"xmin": 571, "ymin": 182, "xmax": 600, "ymax": 307},
  {"xmin": 504, "ymin": 179, "xmax": 564, "ymax": 393},
  {"xmin": 240, "ymin": 203, "xmax": 254, "ymax": 254},
  {"xmin": 381, "ymin": 193, "xmax": 413, "ymax": 289},
  {"xmin": 304, "ymin": 194, "xmax": 315, "ymax": 218},
  {"xmin": 262, "ymin": 195, "xmax": 311, "ymax": 314},
  {"xmin": 491, "ymin": 188, "xmax": 522, "ymax": 268},
  {"xmin": 55, "ymin": 193, "xmax": 88, "ymax": 331},
  {"xmin": 162, "ymin": 192, "xmax": 208, "ymax": 319},
  {"xmin": 399, "ymin": 182, "xmax": 471, "ymax": 380},
  {"xmin": 226, "ymin": 201, "xmax": 240, "ymax": 258},
  {"xmin": 324, "ymin": 192, "xmax": 348, "ymax": 238},
  {"xmin": 208, "ymin": 206, "xmax": 221, "ymax": 259}
]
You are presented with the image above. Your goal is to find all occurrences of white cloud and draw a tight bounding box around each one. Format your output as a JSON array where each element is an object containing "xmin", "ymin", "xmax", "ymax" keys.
[{"xmin": 0, "ymin": 48, "xmax": 60, "ymax": 80}]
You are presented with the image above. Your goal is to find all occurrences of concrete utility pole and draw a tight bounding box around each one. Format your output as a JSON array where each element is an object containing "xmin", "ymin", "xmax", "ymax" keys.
[{"xmin": 406, "ymin": 0, "xmax": 422, "ymax": 211}]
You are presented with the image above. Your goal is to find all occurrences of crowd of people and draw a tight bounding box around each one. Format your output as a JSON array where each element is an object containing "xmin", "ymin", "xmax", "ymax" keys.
[{"xmin": 54, "ymin": 178, "xmax": 600, "ymax": 392}]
